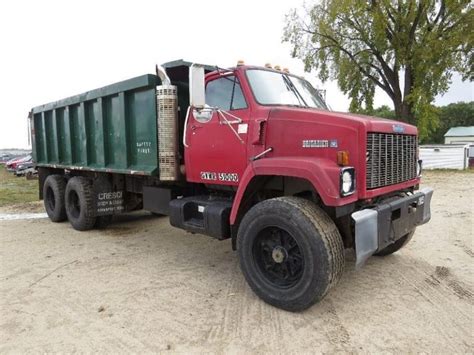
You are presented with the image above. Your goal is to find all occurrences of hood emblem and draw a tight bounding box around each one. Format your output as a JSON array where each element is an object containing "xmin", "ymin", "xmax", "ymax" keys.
[
  {"xmin": 392, "ymin": 124, "xmax": 405, "ymax": 133},
  {"xmin": 302, "ymin": 139, "xmax": 338, "ymax": 148}
]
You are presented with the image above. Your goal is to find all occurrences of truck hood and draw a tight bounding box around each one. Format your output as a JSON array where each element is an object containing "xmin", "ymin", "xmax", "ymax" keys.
[
  {"xmin": 264, "ymin": 106, "xmax": 418, "ymax": 191},
  {"xmin": 268, "ymin": 107, "xmax": 417, "ymax": 135}
]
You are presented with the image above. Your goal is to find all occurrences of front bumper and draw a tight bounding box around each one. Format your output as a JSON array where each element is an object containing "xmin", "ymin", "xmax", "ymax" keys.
[{"xmin": 352, "ymin": 187, "xmax": 434, "ymax": 268}]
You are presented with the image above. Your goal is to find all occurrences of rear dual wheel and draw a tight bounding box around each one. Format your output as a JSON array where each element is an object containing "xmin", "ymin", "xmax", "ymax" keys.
[
  {"xmin": 43, "ymin": 175, "xmax": 113, "ymax": 230},
  {"xmin": 65, "ymin": 176, "xmax": 97, "ymax": 231},
  {"xmin": 238, "ymin": 197, "xmax": 345, "ymax": 312},
  {"xmin": 43, "ymin": 175, "xmax": 67, "ymax": 222}
]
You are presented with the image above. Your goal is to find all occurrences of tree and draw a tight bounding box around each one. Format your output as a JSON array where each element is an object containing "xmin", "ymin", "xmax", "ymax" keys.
[
  {"xmin": 371, "ymin": 104, "xmax": 396, "ymax": 120},
  {"xmin": 430, "ymin": 101, "xmax": 474, "ymax": 143},
  {"xmin": 368, "ymin": 101, "xmax": 473, "ymax": 143},
  {"xmin": 283, "ymin": 0, "xmax": 473, "ymax": 139}
]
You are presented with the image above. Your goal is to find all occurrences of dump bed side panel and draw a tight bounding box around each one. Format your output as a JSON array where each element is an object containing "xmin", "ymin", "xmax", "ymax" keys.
[{"xmin": 32, "ymin": 74, "xmax": 160, "ymax": 175}]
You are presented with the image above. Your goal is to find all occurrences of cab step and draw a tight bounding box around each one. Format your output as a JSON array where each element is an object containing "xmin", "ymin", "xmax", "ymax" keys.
[{"xmin": 169, "ymin": 196, "xmax": 232, "ymax": 240}]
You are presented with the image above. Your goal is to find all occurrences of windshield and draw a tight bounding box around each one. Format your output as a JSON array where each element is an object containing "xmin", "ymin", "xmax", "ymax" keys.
[{"xmin": 246, "ymin": 69, "xmax": 328, "ymax": 110}]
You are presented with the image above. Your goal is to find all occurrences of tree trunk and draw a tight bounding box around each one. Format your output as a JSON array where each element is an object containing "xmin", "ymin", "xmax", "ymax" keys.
[
  {"xmin": 399, "ymin": 65, "xmax": 416, "ymax": 125},
  {"xmin": 393, "ymin": 95, "xmax": 403, "ymax": 121},
  {"xmin": 401, "ymin": 101, "xmax": 415, "ymax": 125},
  {"xmin": 393, "ymin": 98, "xmax": 415, "ymax": 125}
]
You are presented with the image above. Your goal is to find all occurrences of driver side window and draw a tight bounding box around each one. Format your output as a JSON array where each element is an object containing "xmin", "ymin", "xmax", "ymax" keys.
[{"xmin": 206, "ymin": 76, "xmax": 247, "ymax": 111}]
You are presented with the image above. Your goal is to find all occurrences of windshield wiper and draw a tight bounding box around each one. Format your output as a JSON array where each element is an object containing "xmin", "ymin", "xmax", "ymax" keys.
[{"xmin": 282, "ymin": 75, "xmax": 308, "ymax": 107}]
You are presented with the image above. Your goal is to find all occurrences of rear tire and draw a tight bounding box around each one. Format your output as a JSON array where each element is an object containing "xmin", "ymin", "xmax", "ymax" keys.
[
  {"xmin": 65, "ymin": 176, "xmax": 96, "ymax": 231},
  {"xmin": 374, "ymin": 229, "xmax": 415, "ymax": 256},
  {"xmin": 43, "ymin": 175, "xmax": 67, "ymax": 222},
  {"xmin": 237, "ymin": 196, "xmax": 345, "ymax": 312}
]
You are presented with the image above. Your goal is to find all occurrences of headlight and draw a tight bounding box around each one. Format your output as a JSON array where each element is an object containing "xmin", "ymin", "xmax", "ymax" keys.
[
  {"xmin": 340, "ymin": 167, "xmax": 355, "ymax": 196},
  {"xmin": 417, "ymin": 160, "xmax": 422, "ymax": 177}
]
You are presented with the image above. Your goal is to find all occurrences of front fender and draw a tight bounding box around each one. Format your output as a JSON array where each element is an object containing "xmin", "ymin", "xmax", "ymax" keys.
[{"xmin": 230, "ymin": 157, "xmax": 358, "ymax": 225}]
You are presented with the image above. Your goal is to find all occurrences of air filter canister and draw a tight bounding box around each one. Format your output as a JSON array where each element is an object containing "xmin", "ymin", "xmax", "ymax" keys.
[{"xmin": 157, "ymin": 85, "xmax": 179, "ymax": 181}]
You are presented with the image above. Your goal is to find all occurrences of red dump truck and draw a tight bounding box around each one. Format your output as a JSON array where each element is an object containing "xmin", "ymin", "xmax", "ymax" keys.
[{"xmin": 30, "ymin": 59, "xmax": 433, "ymax": 311}]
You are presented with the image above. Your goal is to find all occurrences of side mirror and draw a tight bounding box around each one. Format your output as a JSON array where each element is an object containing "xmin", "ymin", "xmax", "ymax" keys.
[
  {"xmin": 193, "ymin": 107, "xmax": 213, "ymax": 123},
  {"xmin": 189, "ymin": 64, "xmax": 206, "ymax": 108}
]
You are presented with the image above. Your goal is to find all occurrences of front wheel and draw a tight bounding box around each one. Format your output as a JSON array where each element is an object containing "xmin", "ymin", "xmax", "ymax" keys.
[
  {"xmin": 237, "ymin": 197, "xmax": 345, "ymax": 312},
  {"xmin": 374, "ymin": 229, "xmax": 415, "ymax": 256}
]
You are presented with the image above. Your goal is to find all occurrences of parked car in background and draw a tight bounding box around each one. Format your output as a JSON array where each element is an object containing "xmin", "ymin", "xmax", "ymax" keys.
[
  {"xmin": 6, "ymin": 154, "xmax": 31, "ymax": 172},
  {"xmin": 14, "ymin": 160, "xmax": 37, "ymax": 177},
  {"xmin": 0, "ymin": 154, "xmax": 15, "ymax": 163},
  {"xmin": 5, "ymin": 156, "xmax": 20, "ymax": 169}
]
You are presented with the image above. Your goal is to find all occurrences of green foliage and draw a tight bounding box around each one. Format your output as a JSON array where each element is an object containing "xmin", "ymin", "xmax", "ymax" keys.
[
  {"xmin": 370, "ymin": 105, "xmax": 397, "ymax": 119},
  {"xmin": 283, "ymin": 0, "xmax": 473, "ymax": 139},
  {"xmin": 368, "ymin": 101, "xmax": 473, "ymax": 143},
  {"xmin": 430, "ymin": 101, "xmax": 474, "ymax": 143}
]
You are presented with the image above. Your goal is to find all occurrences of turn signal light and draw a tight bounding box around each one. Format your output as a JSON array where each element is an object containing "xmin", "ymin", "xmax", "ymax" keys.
[{"xmin": 337, "ymin": 151, "xmax": 350, "ymax": 166}]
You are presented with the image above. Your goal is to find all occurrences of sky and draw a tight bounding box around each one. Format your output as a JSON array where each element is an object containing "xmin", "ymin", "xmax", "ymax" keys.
[{"xmin": 0, "ymin": 0, "xmax": 472, "ymax": 149}]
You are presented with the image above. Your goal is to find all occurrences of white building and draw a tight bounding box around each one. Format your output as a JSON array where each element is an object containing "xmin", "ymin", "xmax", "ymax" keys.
[
  {"xmin": 420, "ymin": 144, "xmax": 471, "ymax": 170},
  {"xmin": 444, "ymin": 126, "xmax": 474, "ymax": 144}
]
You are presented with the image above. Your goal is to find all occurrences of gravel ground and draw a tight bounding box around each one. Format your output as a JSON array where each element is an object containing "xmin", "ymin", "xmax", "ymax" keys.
[{"xmin": 0, "ymin": 171, "xmax": 472, "ymax": 353}]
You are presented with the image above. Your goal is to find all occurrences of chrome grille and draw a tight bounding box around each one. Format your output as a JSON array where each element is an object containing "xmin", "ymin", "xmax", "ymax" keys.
[{"xmin": 366, "ymin": 133, "xmax": 417, "ymax": 189}]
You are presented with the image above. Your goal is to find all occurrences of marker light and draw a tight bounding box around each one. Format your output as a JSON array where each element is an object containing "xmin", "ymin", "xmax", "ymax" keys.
[
  {"xmin": 337, "ymin": 151, "xmax": 350, "ymax": 166},
  {"xmin": 283, "ymin": 68, "xmax": 290, "ymax": 73},
  {"xmin": 264, "ymin": 63, "xmax": 272, "ymax": 68},
  {"xmin": 274, "ymin": 65, "xmax": 281, "ymax": 71},
  {"xmin": 237, "ymin": 60, "xmax": 245, "ymax": 66}
]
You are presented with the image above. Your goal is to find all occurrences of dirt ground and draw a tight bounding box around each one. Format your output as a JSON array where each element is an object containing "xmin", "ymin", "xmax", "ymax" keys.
[{"xmin": 0, "ymin": 171, "xmax": 472, "ymax": 353}]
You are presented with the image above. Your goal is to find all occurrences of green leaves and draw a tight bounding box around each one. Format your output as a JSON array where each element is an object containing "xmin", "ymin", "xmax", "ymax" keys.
[
  {"xmin": 430, "ymin": 101, "xmax": 474, "ymax": 143},
  {"xmin": 282, "ymin": 0, "xmax": 473, "ymax": 128}
]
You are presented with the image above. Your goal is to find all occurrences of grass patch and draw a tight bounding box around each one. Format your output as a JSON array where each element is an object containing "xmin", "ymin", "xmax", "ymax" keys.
[{"xmin": 0, "ymin": 164, "xmax": 38, "ymax": 207}]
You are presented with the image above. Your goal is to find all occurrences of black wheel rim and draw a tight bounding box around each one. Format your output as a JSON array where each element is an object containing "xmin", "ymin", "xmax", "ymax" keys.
[
  {"xmin": 252, "ymin": 226, "xmax": 304, "ymax": 288},
  {"xmin": 45, "ymin": 186, "xmax": 55, "ymax": 212},
  {"xmin": 68, "ymin": 190, "xmax": 81, "ymax": 219}
]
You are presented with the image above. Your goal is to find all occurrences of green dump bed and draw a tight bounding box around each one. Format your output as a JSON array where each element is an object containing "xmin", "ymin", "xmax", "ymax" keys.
[{"xmin": 31, "ymin": 74, "xmax": 161, "ymax": 175}]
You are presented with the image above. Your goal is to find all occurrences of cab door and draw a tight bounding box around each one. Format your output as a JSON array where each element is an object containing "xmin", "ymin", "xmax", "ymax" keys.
[{"xmin": 185, "ymin": 74, "xmax": 249, "ymax": 186}]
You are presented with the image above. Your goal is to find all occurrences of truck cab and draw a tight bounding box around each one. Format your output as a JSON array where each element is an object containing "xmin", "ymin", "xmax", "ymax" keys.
[{"xmin": 172, "ymin": 61, "xmax": 433, "ymax": 309}]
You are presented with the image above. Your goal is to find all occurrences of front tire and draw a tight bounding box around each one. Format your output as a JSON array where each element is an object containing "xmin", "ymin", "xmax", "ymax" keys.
[
  {"xmin": 237, "ymin": 197, "xmax": 344, "ymax": 312},
  {"xmin": 43, "ymin": 175, "xmax": 67, "ymax": 222},
  {"xmin": 374, "ymin": 230, "xmax": 415, "ymax": 256},
  {"xmin": 65, "ymin": 176, "xmax": 96, "ymax": 231}
]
